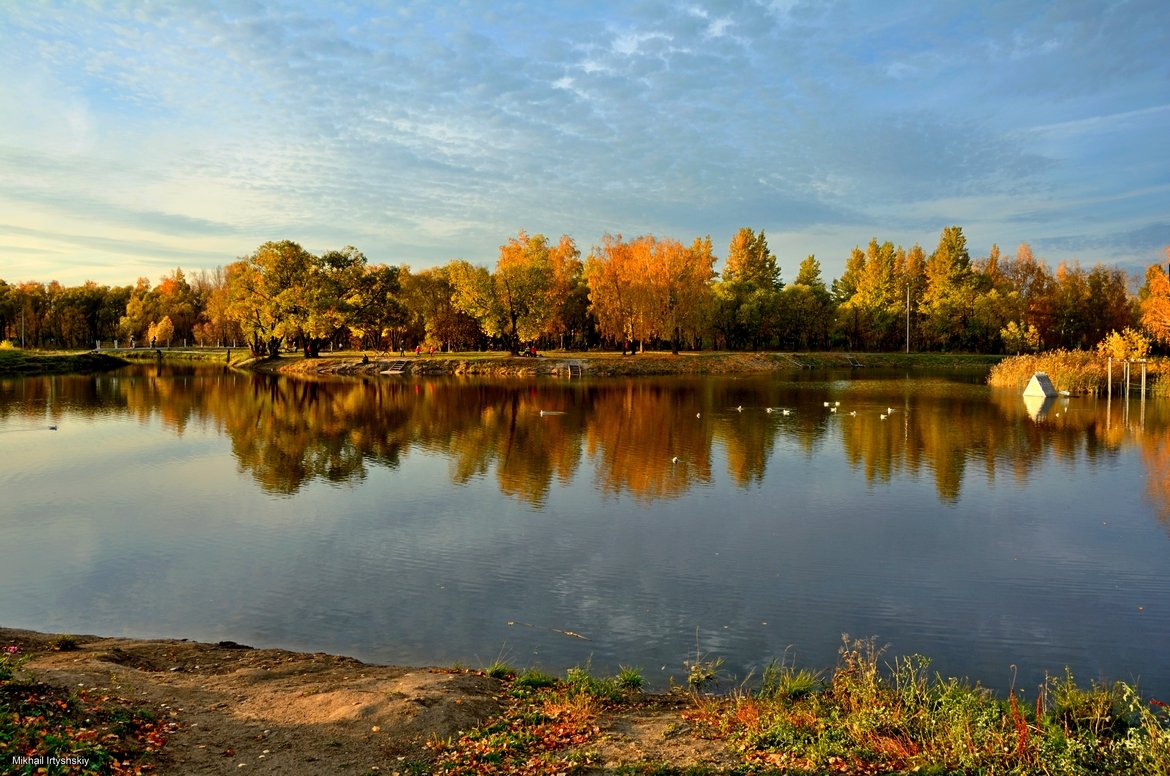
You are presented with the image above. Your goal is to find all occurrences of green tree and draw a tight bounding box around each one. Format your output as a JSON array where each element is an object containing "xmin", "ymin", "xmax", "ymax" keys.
[
  {"xmin": 918, "ymin": 226, "xmax": 974, "ymax": 350},
  {"xmin": 723, "ymin": 227, "xmax": 781, "ymax": 290},
  {"xmin": 713, "ymin": 228, "xmax": 781, "ymax": 350},
  {"xmin": 226, "ymin": 240, "xmax": 317, "ymax": 357}
]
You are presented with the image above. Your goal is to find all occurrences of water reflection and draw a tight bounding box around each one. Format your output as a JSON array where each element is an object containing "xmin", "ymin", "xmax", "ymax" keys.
[{"xmin": 1, "ymin": 366, "xmax": 1166, "ymax": 513}]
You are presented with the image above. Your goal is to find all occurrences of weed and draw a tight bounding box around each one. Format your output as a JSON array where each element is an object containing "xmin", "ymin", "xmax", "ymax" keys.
[
  {"xmin": 617, "ymin": 664, "xmax": 645, "ymax": 691},
  {"xmin": 684, "ymin": 634, "xmax": 726, "ymax": 693},
  {"xmin": 759, "ymin": 649, "xmax": 822, "ymax": 700},
  {"xmin": 484, "ymin": 659, "xmax": 515, "ymax": 679},
  {"xmin": 513, "ymin": 668, "xmax": 558, "ymax": 690},
  {"xmin": 565, "ymin": 661, "xmax": 623, "ymax": 701}
]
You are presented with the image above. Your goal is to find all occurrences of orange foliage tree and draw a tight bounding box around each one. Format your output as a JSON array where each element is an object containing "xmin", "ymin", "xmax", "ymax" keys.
[
  {"xmin": 1140, "ymin": 252, "xmax": 1170, "ymax": 346},
  {"xmin": 585, "ymin": 234, "xmax": 715, "ymax": 352}
]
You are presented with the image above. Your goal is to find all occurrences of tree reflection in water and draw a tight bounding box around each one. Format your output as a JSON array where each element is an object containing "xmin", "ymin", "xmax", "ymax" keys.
[{"xmin": 3, "ymin": 367, "xmax": 1169, "ymax": 519}]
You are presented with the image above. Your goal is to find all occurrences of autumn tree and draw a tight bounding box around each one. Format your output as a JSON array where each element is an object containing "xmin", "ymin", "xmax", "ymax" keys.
[
  {"xmin": 226, "ymin": 240, "xmax": 316, "ymax": 357},
  {"xmin": 192, "ymin": 267, "xmax": 243, "ymax": 347},
  {"xmin": 154, "ymin": 268, "xmax": 198, "ymax": 343},
  {"xmin": 1140, "ymin": 257, "xmax": 1170, "ymax": 345},
  {"xmin": 118, "ymin": 277, "xmax": 156, "ymax": 343},
  {"xmin": 652, "ymin": 235, "xmax": 716, "ymax": 353},
  {"xmin": 148, "ymin": 315, "xmax": 175, "ymax": 346},
  {"xmin": 1000, "ymin": 242, "xmax": 1054, "ymax": 341},
  {"xmin": 299, "ymin": 245, "xmax": 370, "ymax": 357},
  {"xmin": 350, "ymin": 263, "xmax": 409, "ymax": 351},
  {"xmin": 403, "ymin": 265, "xmax": 483, "ymax": 351},
  {"xmin": 587, "ymin": 233, "xmax": 714, "ymax": 352},
  {"xmin": 448, "ymin": 232, "xmax": 580, "ymax": 354},
  {"xmin": 586, "ymin": 234, "xmax": 644, "ymax": 351}
]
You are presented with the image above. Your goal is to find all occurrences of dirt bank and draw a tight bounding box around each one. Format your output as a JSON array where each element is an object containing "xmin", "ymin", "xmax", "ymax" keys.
[{"xmin": 2, "ymin": 628, "xmax": 731, "ymax": 775}]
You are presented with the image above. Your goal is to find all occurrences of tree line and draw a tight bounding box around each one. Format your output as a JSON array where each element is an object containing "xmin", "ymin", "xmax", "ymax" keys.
[{"xmin": 2, "ymin": 227, "xmax": 1168, "ymax": 357}]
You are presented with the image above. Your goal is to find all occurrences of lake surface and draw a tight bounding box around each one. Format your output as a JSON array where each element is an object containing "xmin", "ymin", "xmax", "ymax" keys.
[{"xmin": 3, "ymin": 364, "xmax": 1168, "ymax": 697}]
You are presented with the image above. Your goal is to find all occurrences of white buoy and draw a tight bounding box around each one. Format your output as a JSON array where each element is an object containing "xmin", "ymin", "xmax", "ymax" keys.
[
  {"xmin": 880, "ymin": 413, "xmax": 887, "ymax": 420},
  {"xmin": 782, "ymin": 409, "xmax": 791, "ymax": 416},
  {"xmin": 672, "ymin": 456, "xmax": 679, "ymax": 464},
  {"xmin": 766, "ymin": 407, "xmax": 773, "ymax": 414}
]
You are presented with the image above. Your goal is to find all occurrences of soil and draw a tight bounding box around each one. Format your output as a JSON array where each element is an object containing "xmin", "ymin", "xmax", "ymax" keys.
[{"xmin": 3, "ymin": 628, "xmax": 734, "ymax": 775}]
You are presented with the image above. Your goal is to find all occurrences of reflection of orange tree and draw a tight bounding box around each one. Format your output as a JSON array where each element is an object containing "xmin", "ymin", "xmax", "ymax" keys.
[
  {"xmin": 585, "ymin": 383, "xmax": 712, "ymax": 502},
  {"xmin": 1141, "ymin": 432, "xmax": 1170, "ymax": 527},
  {"xmin": 716, "ymin": 413, "xmax": 774, "ymax": 487},
  {"xmin": 220, "ymin": 377, "xmax": 373, "ymax": 494},
  {"xmin": 408, "ymin": 381, "xmax": 585, "ymax": 508}
]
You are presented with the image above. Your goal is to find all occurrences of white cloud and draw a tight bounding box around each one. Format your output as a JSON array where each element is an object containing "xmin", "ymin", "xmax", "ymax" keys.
[{"xmin": 0, "ymin": 0, "xmax": 1167, "ymax": 283}]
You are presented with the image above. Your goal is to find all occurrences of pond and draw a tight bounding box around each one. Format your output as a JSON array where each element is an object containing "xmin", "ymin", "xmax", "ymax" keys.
[{"xmin": 2, "ymin": 364, "xmax": 1168, "ymax": 697}]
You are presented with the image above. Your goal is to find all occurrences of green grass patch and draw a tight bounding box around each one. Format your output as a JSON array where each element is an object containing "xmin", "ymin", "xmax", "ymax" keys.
[{"xmin": 0, "ymin": 349, "xmax": 126, "ymax": 376}]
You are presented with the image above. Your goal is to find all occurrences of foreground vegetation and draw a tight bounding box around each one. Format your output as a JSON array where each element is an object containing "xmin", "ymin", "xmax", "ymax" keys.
[
  {"xmin": 433, "ymin": 639, "xmax": 1170, "ymax": 775},
  {"xmin": 5, "ymin": 632, "xmax": 1169, "ymax": 774},
  {"xmin": 1, "ymin": 642, "xmax": 168, "ymax": 774}
]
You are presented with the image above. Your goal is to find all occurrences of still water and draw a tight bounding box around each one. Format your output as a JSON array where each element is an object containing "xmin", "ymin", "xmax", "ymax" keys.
[{"xmin": 2, "ymin": 365, "xmax": 1168, "ymax": 696}]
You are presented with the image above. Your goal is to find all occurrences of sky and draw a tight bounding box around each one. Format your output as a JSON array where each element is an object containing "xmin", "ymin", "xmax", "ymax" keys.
[{"xmin": 2, "ymin": 0, "xmax": 1169, "ymax": 288}]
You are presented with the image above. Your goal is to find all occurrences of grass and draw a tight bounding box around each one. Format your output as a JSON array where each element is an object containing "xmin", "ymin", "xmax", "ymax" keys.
[
  {"xmin": 430, "ymin": 662, "xmax": 645, "ymax": 774},
  {"xmin": 0, "ymin": 348, "xmax": 126, "ymax": 376},
  {"xmin": 687, "ymin": 636, "xmax": 1170, "ymax": 775},
  {"xmin": 0, "ymin": 642, "xmax": 170, "ymax": 774},
  {"xmin": 430, "ymin": 638, "xmax": 1170, "ymax": 775}
]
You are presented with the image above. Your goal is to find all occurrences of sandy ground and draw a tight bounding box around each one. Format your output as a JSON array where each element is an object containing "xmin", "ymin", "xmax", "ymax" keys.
[{"xmin": 3, "ymin": 628, "xmax": 734, "ymax": 775}]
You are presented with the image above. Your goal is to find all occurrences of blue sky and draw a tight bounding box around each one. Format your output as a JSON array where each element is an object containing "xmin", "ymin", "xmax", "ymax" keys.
[{"xmin": 2, "ymin": 0, "xmax": 1168, "ymax": 287}]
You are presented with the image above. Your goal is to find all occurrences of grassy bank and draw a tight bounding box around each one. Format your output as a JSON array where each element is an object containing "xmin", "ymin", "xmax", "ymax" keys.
[
  {"xmin": 0, "ymin": 348, "xmax": 126, "ymax": 376},
  {"xmin": 265, "ymin": 349, "xmax": 1003, "ymax": 379},
  {"xmin": 436, "ymin": 638, "xmax": 1170, "ymax": 775}
]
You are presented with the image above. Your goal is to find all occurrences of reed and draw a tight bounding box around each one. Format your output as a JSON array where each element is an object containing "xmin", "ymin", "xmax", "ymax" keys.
[{"xmin": 989, "ymin": 350, "xmax": 1170, "ymax": 396}]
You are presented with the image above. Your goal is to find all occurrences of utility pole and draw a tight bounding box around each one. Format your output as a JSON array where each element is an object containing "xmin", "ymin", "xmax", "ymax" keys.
[{"xmin": 905, "ymin": 283, "xmax": 910, "ymax": 354}]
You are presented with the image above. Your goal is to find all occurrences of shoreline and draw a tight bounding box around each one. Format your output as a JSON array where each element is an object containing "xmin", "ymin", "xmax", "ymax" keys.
[
  {"xmin": 5, "ymin": 626, "xmax": 1169, "ymax": 774},
  {"xmin": 249, "ymin": 349, "xmax": 1002, "ymax": 378},
  {"xmin": 1, "ymin": 347, "xmax": 1002, "ymax": 379}
]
